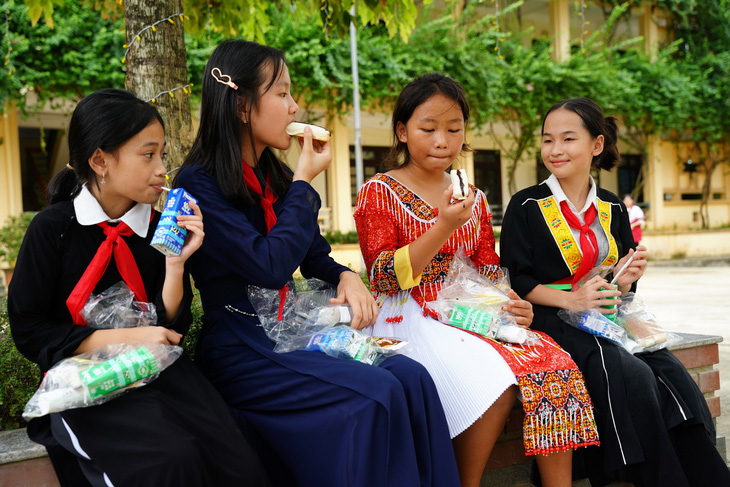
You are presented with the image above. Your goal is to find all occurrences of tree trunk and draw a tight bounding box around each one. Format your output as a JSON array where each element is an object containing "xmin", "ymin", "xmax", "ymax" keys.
[{"xmin": 124, "ymin": 0, "xmax": 192, "ymax": 174}]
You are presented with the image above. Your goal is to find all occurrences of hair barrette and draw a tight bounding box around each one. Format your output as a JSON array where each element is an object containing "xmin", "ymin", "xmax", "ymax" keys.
[{"xmin": 211, "ymin": 67, "xmax": 238, "ymax": 91}]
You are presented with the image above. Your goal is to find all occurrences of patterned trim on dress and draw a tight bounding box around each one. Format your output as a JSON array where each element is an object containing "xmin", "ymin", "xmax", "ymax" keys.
[{"xmin": 355, "ymin": 174, "xmax": 483, "ymax": 256}]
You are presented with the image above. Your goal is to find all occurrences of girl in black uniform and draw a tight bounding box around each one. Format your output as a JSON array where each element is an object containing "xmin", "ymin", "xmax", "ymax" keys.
[
  {"xmin": 501, "ymin": 97, "xmax": 730, "ymax": 486},
  {"xmin": 8, "ymin": 89, "xmax": 270, "ymax": 487}
]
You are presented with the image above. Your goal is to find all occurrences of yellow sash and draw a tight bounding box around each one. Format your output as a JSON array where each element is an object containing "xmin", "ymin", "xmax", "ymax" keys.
[{"xmin": 537, "ymin": 196, "xmax": 618, "ymax": 277}]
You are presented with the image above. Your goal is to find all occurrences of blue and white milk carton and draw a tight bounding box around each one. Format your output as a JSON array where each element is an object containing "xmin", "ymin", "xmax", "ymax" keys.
[{"xmin": 150, "ymin": 189, "xmax": 197, "ymax": 257}]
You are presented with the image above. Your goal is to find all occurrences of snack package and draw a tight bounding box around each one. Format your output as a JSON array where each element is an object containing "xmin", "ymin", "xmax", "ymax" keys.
[
  {"xmin": 615, "ymin": 293, "xmax": 677, "ymax": 352},
  {"xmin": 23, "ymin": 343, "xmax": 182, "ymax": 419},
  {"xmin": 558, "ymin": 308, "xmax": 630, "ymax": 349},
  {"xmin": 247, "ymin": 278, "xmax": 409, "ymax": 366},
  {"xmin": 559, "ymin": 292, "xmax": 679, "ymax": 354},
  {"xmin": 81, "ymin": 282, "xmax": 157, "ymax": 329},
  {"xmin": 427, "ymin": 254, "xmax": 539, "ymax": 345}
]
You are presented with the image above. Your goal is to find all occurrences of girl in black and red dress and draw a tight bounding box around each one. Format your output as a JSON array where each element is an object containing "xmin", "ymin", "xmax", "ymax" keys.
[{"xmin": 501, "ymin": 97, "xmax": 730, "ymax": 486}]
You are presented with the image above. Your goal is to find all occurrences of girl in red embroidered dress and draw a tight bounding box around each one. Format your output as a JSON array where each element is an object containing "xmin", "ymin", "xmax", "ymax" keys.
[{"xmin": 354, "ymin": 74, "xmax": 599, "ymax": 487}]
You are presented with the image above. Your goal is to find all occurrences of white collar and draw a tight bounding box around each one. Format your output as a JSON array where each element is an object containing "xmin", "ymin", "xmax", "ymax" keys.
[
  {"xmin": 74, "ymin": 185, "xmax": 151, "ymax": 238},
  {"xmin": 544, "ymin": 174, "xmax": 597, "ymax": 215}
]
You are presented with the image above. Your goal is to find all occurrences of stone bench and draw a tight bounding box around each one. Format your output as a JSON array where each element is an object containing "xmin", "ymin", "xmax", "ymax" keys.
[
  {"xmin": 0, "ymin": 333, "xmax": 724, "ymax": 487},
  {"xmin": 0, "ymin": 428, "xmax": 59, "ymax": 487}
]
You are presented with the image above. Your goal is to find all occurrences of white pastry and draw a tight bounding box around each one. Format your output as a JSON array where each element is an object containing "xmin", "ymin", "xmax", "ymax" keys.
[
  {"xmin": 450, "ymin": 169, "xmax": 468, "ymax": 200},
  {"xmin": 285, "ymin": 122, "xmax": 331, "ymax": 142}
]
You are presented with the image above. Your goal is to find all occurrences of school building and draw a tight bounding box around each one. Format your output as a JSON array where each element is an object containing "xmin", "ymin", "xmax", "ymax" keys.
[{"xmin": 2, "ymin": 1, "xmax": 729, "ymax": 267}]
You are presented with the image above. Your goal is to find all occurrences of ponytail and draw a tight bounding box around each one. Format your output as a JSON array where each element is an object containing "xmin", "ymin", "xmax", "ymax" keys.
[
  {"xmin": 595, "ymin": 115, "xmax": 620, "ymax": 170},
  {"xmin": 46, "ymin": 166, "xmax": 82, "ymax": 205}
]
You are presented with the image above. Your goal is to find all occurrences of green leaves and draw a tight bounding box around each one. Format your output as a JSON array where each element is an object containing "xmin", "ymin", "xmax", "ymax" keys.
[
  {"xmin": 0, "ymin": 213, "xmax": 36, "ymax": 267},
  {"xmin": 1, "ymin": 2, "xmax": 125, "ymax": 111},
  {"xmin": 0, "ymin": 299, "xmax": 40, "ymax": 431}
]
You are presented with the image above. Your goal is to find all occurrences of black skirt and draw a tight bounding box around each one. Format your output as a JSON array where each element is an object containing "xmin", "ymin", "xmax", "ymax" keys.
[
  {"xmin": 535, "ymin": 313, "xmax": 728, "ymax": 487},
  {"xmin": 29, "ymin": 356, "xmax": 271, "ymax": 487}
]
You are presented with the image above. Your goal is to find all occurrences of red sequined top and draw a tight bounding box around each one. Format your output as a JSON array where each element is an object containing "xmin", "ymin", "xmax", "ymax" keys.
[{"xmin": 354, "ymin": 173, "xmax": 502, "ymax": 315}]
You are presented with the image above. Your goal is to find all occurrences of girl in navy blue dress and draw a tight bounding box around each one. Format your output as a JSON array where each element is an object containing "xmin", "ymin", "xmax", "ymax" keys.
[
  {"xmin": 175, "ymin": 40, "xmax": 461, "ymax": 487},
  {"xmin": 9, "ymin": 89, "xmax": 269, "ymax": 486}
]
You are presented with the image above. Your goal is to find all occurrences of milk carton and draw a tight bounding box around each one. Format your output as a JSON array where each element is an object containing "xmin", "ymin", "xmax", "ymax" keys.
[{"xmin": 150, "ymin": 188, "xmax": 197, "ymax": 257}]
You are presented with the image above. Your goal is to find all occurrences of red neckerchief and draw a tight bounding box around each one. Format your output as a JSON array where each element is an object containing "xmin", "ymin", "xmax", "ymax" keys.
[
  {"xmin": 242, "ymin": 161, "xmax": 288, "ymax": 318},
  {"xmin": 559, "ymin": 200, "xmax": 598, "ymax": 286},
  {"xmin": 242, "ymin": 161, "xmax": 278, "ymax": 233},
  {"xmin": 67, "ymin": 221, "xmax": 148, "ymax": 325}
]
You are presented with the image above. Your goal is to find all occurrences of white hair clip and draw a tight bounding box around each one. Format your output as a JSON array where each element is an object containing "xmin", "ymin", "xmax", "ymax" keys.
[{"xmin": 211, "ymin": 67, "xmax": 238, "ymax": 91}]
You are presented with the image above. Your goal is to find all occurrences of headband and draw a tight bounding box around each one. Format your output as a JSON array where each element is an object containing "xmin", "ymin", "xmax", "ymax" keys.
[{"xmin": 211, "ymin": 67, "xmax": 238, "ymax": 90}]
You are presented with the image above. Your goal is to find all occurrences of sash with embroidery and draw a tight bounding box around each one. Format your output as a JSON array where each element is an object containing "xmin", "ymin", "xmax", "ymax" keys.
[{"xmin": 537, "ymin": 196, "xmax": 618, "ymax": 281}]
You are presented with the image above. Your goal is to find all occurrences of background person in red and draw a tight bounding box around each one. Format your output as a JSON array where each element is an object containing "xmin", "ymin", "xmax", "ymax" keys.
[{"xmin": 623, "ymin": 193, "xmax": 645, "ymax": 244}]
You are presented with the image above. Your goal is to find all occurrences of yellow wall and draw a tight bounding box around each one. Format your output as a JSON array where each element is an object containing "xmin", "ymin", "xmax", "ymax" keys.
[{"xmin": 0, "ymin": 104, "xmax": 23, "ymax": 227}]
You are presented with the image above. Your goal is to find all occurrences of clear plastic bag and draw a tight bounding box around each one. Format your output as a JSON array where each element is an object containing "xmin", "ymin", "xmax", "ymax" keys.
[
  {"xmin": 426, "ymin": 253, "xmax": 539, "ymax": 345},
  {"xmin": 571, "ymin": 265, "xmax": 619, "ymax": 320},
  {"xmin": 558, "ymin": 293, "xmax": 679, "ymax": 354},
  {"xmin": 23, "ymin": 343, "xmax": 182, "ymax": 419},
  {"xmin": 558, "ymin": 307, "xmax": 632, "ymax": 349},
  {"xmin": 247, "ymin": 278, "xmax": 408, "ymax": 366},
  {"xmin": 615, "ymin": 292, "xmax": 678, "ymax": 352},
  {"xmin": 23, "ymin": 283, "xmax": 177, "ymax": 418},
  {"xmin": 82, "ymin": 281, "xmax": 157, "ymax": 329}
]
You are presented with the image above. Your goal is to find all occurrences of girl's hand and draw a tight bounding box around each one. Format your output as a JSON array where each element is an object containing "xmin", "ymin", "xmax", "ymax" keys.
[
  {"xmin": 331, "ymin": 271, "xmax": 378, "ymax": 331},
  {"xmin": 435, "ymin": 185, "xmax": 475, "ymax": 234},
  {"xmin": 567, "ymin": 275, "xmax": 621, "ymax": 314},
  {"xmin": 293, "ymin": 127, "xmax": 332, "ymax": 183},
  {"xmin": 502, "ymin": 289, "xmax": 533, "ymax": 328},
  {"xmin": 169, "ymin": 201, "xmax": 205, "ymax": 265},
  {"xmin": 76, "ymin": 326, "xmax": 183, "ymax": 354},
  {"xmin": 123, "ymin": 326, "xmax": 182, "ymax": 346},
  {"xmin": 613, "ymin": 246, "xmax": 648, "ymax": 291}
]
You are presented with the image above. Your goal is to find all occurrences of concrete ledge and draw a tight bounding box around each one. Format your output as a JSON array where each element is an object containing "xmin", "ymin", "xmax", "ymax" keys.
[
  {"xmin": 0, "ymin": 428, "xmax": 47, "ymax": 464},
  {"xmin": 0, "ymin": 429, "xmax": 58, "ymax": 487}
]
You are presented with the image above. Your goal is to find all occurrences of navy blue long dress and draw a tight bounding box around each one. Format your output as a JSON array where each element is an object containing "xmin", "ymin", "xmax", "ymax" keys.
[{"xmin": 176, "ymin": 164, "xmax": 460, "ymax": 487}]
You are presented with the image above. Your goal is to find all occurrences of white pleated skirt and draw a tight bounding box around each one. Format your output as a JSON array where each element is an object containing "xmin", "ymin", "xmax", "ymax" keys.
[{"xmin": 366, "ymin": 295, "xmax": 517, "ymax": 438}]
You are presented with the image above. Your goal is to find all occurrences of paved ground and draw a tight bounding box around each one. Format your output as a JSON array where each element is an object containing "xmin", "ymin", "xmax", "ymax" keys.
[{"xmin": 637, "ymin": 258, "xmax": 730, "ymax": 445}]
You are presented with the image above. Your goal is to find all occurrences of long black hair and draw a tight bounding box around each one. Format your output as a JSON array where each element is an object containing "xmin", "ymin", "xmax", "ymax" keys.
[
  {"xmin": 179, "ymin": 39, "xmax": 292, "ymax": 207},
  {"xmin": 542, "ymin": 97, "xmax": 620, "ymax": 171},
  {"xmin": 45, "ymin": 89, "xmax": 164, "ymax": 205},
  {"xmin": 384, "ymin": 73, "xmax": 472, "ymax": 170}
]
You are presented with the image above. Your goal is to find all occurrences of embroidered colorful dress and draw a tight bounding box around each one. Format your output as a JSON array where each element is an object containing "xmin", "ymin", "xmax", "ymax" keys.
[
  {"xmin": 501, "ymin": 175, "xmax": 728, "ymax": 486},
  {"xmin": 354, "ymin": 173, "xmax": 599, "ymax": 455}
]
